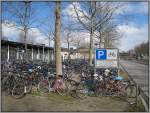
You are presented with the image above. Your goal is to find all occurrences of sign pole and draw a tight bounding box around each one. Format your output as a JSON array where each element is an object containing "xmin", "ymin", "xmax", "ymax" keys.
[{"xmin": 94, "ymin": 48, "xmax": 96, "ymax": 75}]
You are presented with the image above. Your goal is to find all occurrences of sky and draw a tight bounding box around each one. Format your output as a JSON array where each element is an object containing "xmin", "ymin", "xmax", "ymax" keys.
[{"xmin": 1, "ymin": 1, "xmax": 148, "ymax": 52}]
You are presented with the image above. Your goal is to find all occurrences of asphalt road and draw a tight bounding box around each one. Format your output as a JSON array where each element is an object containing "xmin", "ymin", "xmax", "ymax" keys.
[{"xmin": 120, "ymin": 60, "xmax": 149, "ymax": 97}]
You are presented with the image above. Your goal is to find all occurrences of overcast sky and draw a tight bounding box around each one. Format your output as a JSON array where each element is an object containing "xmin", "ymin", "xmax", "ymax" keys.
[{"xmin": 2, "ymin": 1, "xmax": 148, "ymax": 52}]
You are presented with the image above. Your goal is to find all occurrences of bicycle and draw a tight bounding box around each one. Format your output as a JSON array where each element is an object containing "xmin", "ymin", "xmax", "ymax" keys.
[
  {"xmin": 37, "ymin": 69, "xmax": 88, "ymax": 100},
  {"xmin": 37, "ymin": 75, "xmax": 55, "ymax": 94},
  {"xmin": 94, "ymin": 74, "xmax": 140, "ymax": 103},
  {"xmin": 37, "ymin": 70, "xmax": 73, "ymax": 95},
  {"xmin": 122, "ymin": 80, "xmax": 140, "ymax": 104},
  {"xmin": 12, "ymin": 70, "xmax": 42, "ymax": 99},
  {"xmin": 84, "ymin": 68, "xmax": 139, "ymax": 100},
  {"xmin": 71, "ymin": 80, "xmax": 88, "ymax": 99},
  {"xmin": 2, "ymin": 71, "xmax": 17, "ymax": 95},
  {"xmin": 53, "ymin": 75, "xmax": 88, "ymax": 100}
]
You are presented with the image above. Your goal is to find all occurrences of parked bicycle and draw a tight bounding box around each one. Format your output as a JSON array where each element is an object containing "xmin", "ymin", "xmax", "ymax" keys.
[{"xmin": 12, "ymin": 69, "xmax": 43, "ymax": 99}]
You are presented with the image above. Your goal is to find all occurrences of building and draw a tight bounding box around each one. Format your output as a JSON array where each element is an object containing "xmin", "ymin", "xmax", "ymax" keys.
[
  {"xmin": 1, "ymin": 40, "xmax": 54, "ymax": 62},
  {"xmin": 61, "ymin": 48, "xmax": 93, "ymax": 60},
  {"xmin": 61, "ymin": 48, "xmax": 69, "ymax": 61},
  {"xmin": 1, "ymin": 40, "xmax": 92, "ymax": 62}
]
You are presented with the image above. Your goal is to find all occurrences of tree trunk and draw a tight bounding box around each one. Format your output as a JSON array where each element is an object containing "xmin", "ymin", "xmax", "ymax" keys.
[
  {"xmin": 24, "ymin": 1, "xmax": 29, "ymax": 61},
  {"xmin": 67, "ymin": 41, "xmax": 70, "ymax": 60},
  {"xmin": 24, "ymin": 26, "xmax": 28, "ymax": 60},
  {"xmin": 89, "ymin": 12, "xmax": 93, "ymax": 66},
  {"xmin": 99, "ymin": 31, "xmax": 101, "ymax": 48},
  {"xmin": 89, "ymin": 1, "xmax": 95, "ymax": 66},
  {"xmin": 55, "ymin": 1, "xmax": 62, "ymax": 76},
  {"xmin": 99, "ymin": 40, "xmax": 101, "ymax": 48},
  {"xmin": 89, "ymin": 31, "xmax": 93, "ymax": 66}
]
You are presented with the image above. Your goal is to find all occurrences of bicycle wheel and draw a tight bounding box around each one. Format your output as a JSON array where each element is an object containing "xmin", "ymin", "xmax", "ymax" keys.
[
  {"xmin": 65, "ymin": 79, "xmax": 76, "ymax": 89},
  {"xmin": 56, "ymin": 88, "xmax": 67, "ymax": 96},
  {"xmin": 125, "ymin": 84, "xmax": 138, "ymax": 98},
  {"xmin": 12, "ymin": 83, "xmax": 25, "ymax": 99},
  {"xmin": 1, "ymin": 77, "xmax": 9, "ymax": 91},
  {"xmin": 64, "ymin": 79, "xmax": 77, "ymax": 95},
  {"xmin": 65, "ymin": 79, "xmax": 78, "ymax": 98},
  {"xmin": 76, "ymin": 82, "xmax": 87, "ymax": 99},
  {"xmin": 94, "ymin": 82, "xmax": 104, "ymax": 96},
  {"xmin": 38, "ymin": 80, "xmax": 49, "ymax": 93}
]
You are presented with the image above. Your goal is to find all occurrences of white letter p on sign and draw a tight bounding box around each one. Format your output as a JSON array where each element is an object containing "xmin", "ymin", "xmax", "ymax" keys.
[{"xmin": 98, "ymin": 51, "xmax": 104, "ymax": 58}]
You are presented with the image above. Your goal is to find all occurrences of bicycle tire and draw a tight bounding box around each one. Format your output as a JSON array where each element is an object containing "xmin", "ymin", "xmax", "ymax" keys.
[
  {"xmin": 125, "ymin": 84, "xmax": 139, "ymax": 98},
  {"xmin": 38, "ymin": 80, "xmax": 49, "ymax": 93},
  {"xmin": 12, "ymin": 83, "xmax": 25, "ymax": 99},
  {"xmin": 63, "ymin": 79, "xmax": 79, "ymax": 98},
  {"xmin": 56, "ymin": 88, "xmax": 67, "ymax": 96},
  {"xmin": 76, "ymin": 82, "xmax": 87, "ymax": 99},
  {"xmin": 1, "ymin": 77, "xmax": 9, "ymax": 91},
  {"xmin": 64, "ymin": 79, "xmax": 77, "ymax": 95},
  {"xmin": 54, "ymin": 79, "xmax": 74, "ymax": 96},
  {"xmin": 94, "ymin": 82, "xmax": 104, "ymax": 96}
]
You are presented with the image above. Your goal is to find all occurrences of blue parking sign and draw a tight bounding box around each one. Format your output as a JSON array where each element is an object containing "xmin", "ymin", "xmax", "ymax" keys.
[{"xmin": 96, "ymin": 49, "xmax": 107, "ymax": 60}]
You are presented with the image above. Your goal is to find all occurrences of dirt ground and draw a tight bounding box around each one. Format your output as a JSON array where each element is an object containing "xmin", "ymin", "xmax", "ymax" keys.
[{"xmin": 2, "ymin": 91, "xmax": 130, "ymax": 112}]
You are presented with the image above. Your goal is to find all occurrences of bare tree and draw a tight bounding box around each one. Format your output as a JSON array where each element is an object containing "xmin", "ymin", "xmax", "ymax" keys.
[
  {"xmin": 73, "ymin": 2, "xmax": 95, "ymax": 65},
  {"xmin": 35, "ymin": 2, "xmax": 56, "ymax": 62},
  {"xmin": 55, "ymin": 1, "xmax": 62, "ymax": 76},
  {"xmin": 73, "ymin": 2, "xmax": 120, "ymax": 65},
  {"xmin": 2, "ymin": 1, "xmax": 37, "ymax": 60},
  {"xmin": 63, "ymin": 28, "xmax": 73, "ymax": 59},
  {"xmin": 18, "ymin": 30, "xmax": 25, "ymax": 43},
  {"xmin": 134, "ymin": 41, "xmax": 149, "ymax": 58},
  {"xmin": 62, "ymin": 19, "xmax": 80, "ymax": 59},
  {"xmin": 39, "ymin": 21, "xmax": 55, "ymax": 62},
  {"xmin": 94, "ymin": 22, "xmax": 121, "ymax": 48},
  {"xmin": 67, "ymin": 33, "xmax": 81, "ymax": 58},
  {"xmin": 104, "ymin": 29, "xmax": 121, "ymax": 48}
]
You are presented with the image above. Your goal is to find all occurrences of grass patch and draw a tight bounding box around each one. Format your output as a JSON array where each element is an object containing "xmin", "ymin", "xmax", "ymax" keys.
[
  {"xmin": 31, "ymin": 91, "xmax": 41, "ymax": 96},
  {"xmin": 126, "ymin": 100, "xmax": 146, "ymax": 112},
  {"xmin": 47, "ymin": 92, "xmax": 74, "ymax": 102}
]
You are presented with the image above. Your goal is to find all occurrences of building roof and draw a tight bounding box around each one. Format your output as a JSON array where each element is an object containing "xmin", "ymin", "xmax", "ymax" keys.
[
  {"xmin": 1, "ymin": 40, "xmax": 53, "ymax": 50},
  {"xmin": 61, "ymin": 48, "xmax": 69, "ymax": 52},
  {"xmin": 1, "ymin": 40, "xmax": 70, "ymax": 51},
  {"xmin": 77, "ymin": 48, "xmax": 89, "ymax": 53},
  {"xmin": 1, "ymin": 40, "xmax": 91, "ymax": 54}
]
